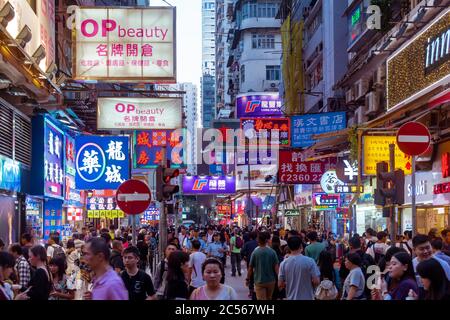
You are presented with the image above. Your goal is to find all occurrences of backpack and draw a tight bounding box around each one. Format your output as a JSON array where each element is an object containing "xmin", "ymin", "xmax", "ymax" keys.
[
  {"xmin": 52, "ymin": 245, "xmax": 66, "ymax": 261},
  {"xmin": 315, "ymin": 279, "xmax": 338, "ymax": 300},
  {"xmin": 235, "ymin": 236, "xmax": 243, "ymax": 249}
]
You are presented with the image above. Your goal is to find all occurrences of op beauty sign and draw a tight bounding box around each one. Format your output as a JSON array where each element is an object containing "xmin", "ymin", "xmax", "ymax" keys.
[{"xmin": 73, "ymin": 7, "xmax": 176, "ymax": 81}]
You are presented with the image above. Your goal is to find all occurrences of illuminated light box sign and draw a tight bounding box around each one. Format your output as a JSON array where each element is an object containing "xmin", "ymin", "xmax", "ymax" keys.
[
  {"xmin": 183, "ymin": 176, "xmax": 236, "ymax": 194},
  {"xmin": 291, "ymin": 112, "xmax": 346, "ymax": 148},
  {"xmin": 278, "ymin": 150, "xmax": 337, "ymax": 184},
  {"xmin": 241, "ymin": 118, "xmax": 290, "ymax": 146},
  {"xmin": 434, "ymin": 182, "xmax": 450, "ymax": 195},
  {"xmin": 87, "ymin": 210, "xmax": 125, "ymax": 219},
  {"xmin": 73, "ymin": 7, "xmax": 176, "ymax": 82},
  {"xmin": 43, "ymin": 199, "xmax": 63, "ymax": 240},
  {"xmin": 236, "ymin": 93, "xmax": 283, "ymax": 118},
  {"xmin": 133, "ymin": 129, "xmax": 185, "ymax": 169},
  {"xmin": 0, "ymin": 155, "xmax": 21, "ymax": 192},
  {"xmin": 75, "ymin": 135, "xmax": 130, "ymax": 190},
  {"xmin": 387, "ymin": 9, "xmax": 450, "ymax": 110},
  {"xmin": 97, "ymin": 97, "xmax": 182, "ymax": 130},
  {"xmin": 312, "ymin": 193, "xmax": 340, "ymax": 210},
  {"xmin": 363, "ymin": 136, "xmax": 412, "ymax": 175}
]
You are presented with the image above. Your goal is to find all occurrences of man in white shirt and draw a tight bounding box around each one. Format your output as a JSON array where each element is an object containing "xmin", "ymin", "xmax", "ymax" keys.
[
  {"xmin": 188, "ymin": 239, "xmax": 206, "ymax": 295},
  {"xmin": 178, "ymin": 226, "xmax": 189, "ymax": 249},
  {"xmin": 46, "ymin": 235, "xmax": 66, "ymax": 262},
  {"xmin": 366, "ymin": 231, "xmax": 389, "ymax": 263},
  {"xmin": 206, "ymin": 227, "xmax": 214, "ymax": 244}
]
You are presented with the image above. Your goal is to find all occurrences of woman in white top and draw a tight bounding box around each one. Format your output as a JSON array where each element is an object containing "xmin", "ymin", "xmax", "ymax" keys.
[{"xmin": 190, "ymin": 258, "xmax": 237, "ymax": 300}]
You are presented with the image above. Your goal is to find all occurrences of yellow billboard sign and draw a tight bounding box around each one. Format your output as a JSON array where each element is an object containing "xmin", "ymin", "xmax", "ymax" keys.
[
  {"xmin": 87, "ymin": 210, "xmax": 125, "ymax": 219},
  {"xmin": 363, "ymin": 136, "xmax": 412, "ymax": 175}
]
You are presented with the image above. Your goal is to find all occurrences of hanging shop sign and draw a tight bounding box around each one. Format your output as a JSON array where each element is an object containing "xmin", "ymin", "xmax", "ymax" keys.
[
  {"xmin": 404, "ymin": 171, "xmax": 433, "ymax": 204},
  {"xmin": 43, "ymin": 199, "xmax": 63, "ymax": 240},
  {"xmin": 291, "ymin": 112, "xmax": 346, "ymax": 148},
  {"xmin": 387, "ymin": 9, "xmax": 450, "ymax": 111},
  {"xmin": 87, "ymin": 195, "xmax": 125, "ymax": 219},
  {"xmin": 133, "ymin": 129, "xmax": 184, "ymax": 168},
  {"xmin": 278, "ymin": 150, "xmax": 337, "ymax": 184},
  {"xmin": 363, "ymin": 136, "xmax": 412, "ymax": 175},
  {"xmin": 442, "ymin": 152, "xmax": 449, "ymax": 178},
  {"xmin": 97, "ymin": 97, "xmax": 182, "ymax": 130},
  {"xmin": 65, "ymin": 135, "xmax": 76, "ymax": 176},
  {"xmin": 236, "ymin": 164, "xmax": 278, "ymax": 190},
  {"xmin": 434, "ymin": 182, "xmax": 450, "ymax": 195},
  {"xmin": 312, "ymin": 193, "xmax": 340, "ymax": 210},
  {"xmin": 336, "ymin": 158, "xmax": 358, "ymax": 183},
  {"xmin": 240, "ymin": 118, "xmax": 290, "ymax": 146},
  {"xmin": 44, "ymin": 119, "xmax": 64, "ymax": 199},
  {"xmin": 67, "ymin": 208, "xmax": 83, "ymax": 222},
  {"xmin": 313, "ymin": 193, "xmax": 340, "ymax": 210},
  {"xmin": 236, "ymin": 93, "xmax": 283, "ymax": 118},
  {"xmin": 334, "ymin": 185, "xmax": 364, "ymax": 194},
  {"xmin": 73, "ymin": 7, "xmax": 176, "ymax": 82},
  {"xmin": 75, "ymin": 135, "xmax": 130, "ymax": 190},
  {"xmin": 0, "ymin": 155, "xmax": 21, "ymax": 192},
  {"xmin": 0, "ymin": 0, "xmax": 55, "ymax": 71},
  {"xmin": 284, "ymin": 209, "xmax": 300, "ymax": 217},
  {"xmin": 182, "ymin": 176, "xmax": 236, "ymax": 195},
  {"xmin": 432, "ymin": 141, "xmax": 450, "ymax": 205},
  {"xmin": 320, "ymin": 170, "xmax": 345, "ymax": 194},
  {"xmin": 141, "ymin": 206, "xmax": 160, "ymax": 224}
]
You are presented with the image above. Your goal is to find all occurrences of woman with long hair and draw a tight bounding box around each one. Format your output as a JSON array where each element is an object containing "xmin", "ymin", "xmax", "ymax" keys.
[
  {"xmin": 190, "ymin": 258, "xmax": 237, "ymax": 300},
  {"xmin": 16, "ymin": 245, "xmax": 52, "ymax": 300},
  {"xmin": 318, "ymin": 250, "xmax": 336, "ymax": 283},
  {"xmin": 372, "ymin": 252, "xmax": 418, "ymax": 300},
  {"xmin": 0, "ymin": 252, "xmax": 15, "ymax": 300},
  {"xmin": 165, "ymin": 250, "xmax": 190, "ymax": 300},
  {"xmin": 416, "ymin": 258, "xmax": 450, "ymax": 300},
  {"xmin": 49, "ymin": 257, "xmax": 75, "ymax": 300}
]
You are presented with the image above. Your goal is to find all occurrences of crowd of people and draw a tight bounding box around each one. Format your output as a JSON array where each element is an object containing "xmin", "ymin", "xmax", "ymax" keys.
[{"xmin": 0, "ymin": 224, "xmax": 449, "ymax": 301}]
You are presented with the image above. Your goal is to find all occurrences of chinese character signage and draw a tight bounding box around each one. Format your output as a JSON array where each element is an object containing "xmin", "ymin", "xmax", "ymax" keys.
[
  {"xmin": 334, "ymin": 185, "xmax": 364, "ymax": 193},
  {"xmin": 312, "ymin": 193, "xmax": 340, "ymax": 210},
  {"xmin": 43, "ymin": 199, "xmax": 63, "ymax": 240},
  {"xmin": 86, "ymin": 196, "xmax": 125, "ymax": 219},
  {"xmin": 336, "ymin": 158, "xmax": 359, "ymax": 183},
  {"xmin": 278, "ymin": 150, "xmax": 337, "ymax": 184},
  {"xmin": 97, "ymin": 97, "xmax": 182, "ymax": 130},
  {"xmin": 236, "ymin": 93, "xmax": 283, "ymax": 118},
  {"xmin": 291, "ymin": 112, "xmax": 347, "ymax": 148},
  {"xmin": 44, "ymin": 119, "xmax": 64, "ymax": 199},
  {"xmin": 133, "ymin": 129, "xmax": 184, "ymax": 169},
  {"xmin": 183, "ymin": 176, "xmax": 236, "ymax": 195},
  {"xmin": 73, "ymin": 7, "xmax": 176, "ymax": 82},
  {"xmin": 65, "ymin": 135, "xmax": 76, "ymax": 176},
  {"xmin": 141, "ymin": 205, "xmax": 160, "ymax": 224},
  {"xmin": 320, "ymin": 171, "xmax": 345, "ymax": 194},
  {"xmin": 241, "ymin": 118, "xmax": 290, "ymax": 146},
  {"xmin": 363, "ymin": 136, "xmax": 412, "ymax": 175},
  {"xmin": 75, "ymin": 135, "xmax": 130, "ymax": 190}
]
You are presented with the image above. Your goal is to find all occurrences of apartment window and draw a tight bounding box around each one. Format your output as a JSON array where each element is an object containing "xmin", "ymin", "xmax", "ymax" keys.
[
  {"xmin": 306, "ymin": 12, "xmax": 322, "ymax": 41},
  {"xmin": 266, "ymin": 65, "xmax": 280, "ymax": 81},
  {"xmin": 252, "ymin": 34, "xmax": 275, "ymax": 49},
  {"xmin": 241, "ymin": 65, "xmax": 245, "ymax": 83},
  {"xmin": 242, "ymin": 1, "xmax": 278, "ymax": 19}
]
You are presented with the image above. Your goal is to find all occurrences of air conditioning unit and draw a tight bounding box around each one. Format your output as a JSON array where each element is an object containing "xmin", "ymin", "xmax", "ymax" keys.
[
  {"xmin": 365, "ymin": 92, "xmax": 381, "ymax": 116},
  {"xmin": 373, "ymin": 65, "xmax": 386, "ymax": 87},
  {"xmin": 354, "ymin": 79, "xmax": 370, "ymax": 100},
  {"xmin": 345, "ymin": 88, "xmax": 354, "ymax": 104},
  {"xmin": 355, "ymin": 106, "xmax": 368, "ymax": 124}
]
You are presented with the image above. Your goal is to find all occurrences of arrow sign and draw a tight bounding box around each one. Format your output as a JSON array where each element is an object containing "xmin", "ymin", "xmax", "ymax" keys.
[
  {"xmin": 396, "ymin": 122, "xmax": 431, "ymax": 156},
  {"xmin": 116, "ymin": 179, "xmax": 152, "ymax": 215}
]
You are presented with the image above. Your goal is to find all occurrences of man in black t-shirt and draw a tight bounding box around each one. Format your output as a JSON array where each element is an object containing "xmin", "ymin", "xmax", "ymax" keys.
[{"xmin": 121, "ymin": 246, "xmax": 156, "ymax": 301}]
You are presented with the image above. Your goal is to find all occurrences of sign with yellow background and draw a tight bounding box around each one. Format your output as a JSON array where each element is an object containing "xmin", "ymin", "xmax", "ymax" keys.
[
  {"xmin": 363, "ymin": 136, "xmax": 412, "ymax": 175},
  {"xmin": 87, "ymin": 210, "xmax": 125, "ymax": 219}
]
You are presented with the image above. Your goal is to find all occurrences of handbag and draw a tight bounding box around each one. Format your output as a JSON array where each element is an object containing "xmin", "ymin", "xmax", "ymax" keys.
[{"xmin": 315, "ymin": 279, "xmax": 338, "ymax": 300}]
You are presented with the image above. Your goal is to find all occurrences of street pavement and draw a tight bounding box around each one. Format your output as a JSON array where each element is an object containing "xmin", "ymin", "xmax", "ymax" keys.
[{"xmin": 223, "ymin": 256, "xmax": 250, "ymax": 300}]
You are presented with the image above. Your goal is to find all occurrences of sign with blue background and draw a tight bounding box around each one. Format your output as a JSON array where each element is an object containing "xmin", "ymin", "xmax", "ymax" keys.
[
  {"xmin": 43, "ymin": 199, "xmax": 63, "ymax": 240},
  {"xmin": 75, "ymin": 135, "xmax": 130, "ymax": 190},
  {"xmin": 291, "ymin": 112, "xmax": 347, "ymax": 148},
  {"xmin": 0, "ymin": 155, "xmax": 21, "ymax": 192}
]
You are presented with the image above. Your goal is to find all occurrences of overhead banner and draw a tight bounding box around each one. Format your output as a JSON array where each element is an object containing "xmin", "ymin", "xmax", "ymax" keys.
[
  {"xmin": 291, "ymin": 112, "xmax": 347, "ymax": 148},
  {"xmin": 97, "ymin": 97, "xmax": 182, "ymax": 130},
  {"xmin": 182, "ymin": 176, "xmax": 236, "ymax": 195},
  {"xmin": 278, "ymin": 150, "xmax": 337, "ymax": 184},
  {"xmin": 241, "ymin": 118, "xmax": 290, "ymax": 146},
  {"xmin": 44, "ymin": 119, "xmax": 64, "ymax": 199},
  {"xmin": 236, "ymin": 93, "xmax": 283, "ymax": 118},
  {"xmin": 75, "ymin": 135, "xmax": 130, "ymax": 190},
  {"xmin": 133, "ymin": 129, "xmax": 184, "ymax": 169},
  {"xmin": 363, "ymin": 136, "xmax": 412, "ymax": 175},
  {"xmin": 73, "ymin": 7, "xmax": 176, "ymax": 81}
]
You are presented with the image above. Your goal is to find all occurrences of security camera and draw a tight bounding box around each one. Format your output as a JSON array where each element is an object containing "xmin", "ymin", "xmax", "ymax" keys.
[
  {"xmin": 32, "ymin": 45, "xmax": 46, "ymax": 64},
  {"xmin": 0, "ymin": 2, "xmax": 14, "ymax": 28},
  {"xmin": 16, "ymin": 25, "xmax": 32, "ymax": 48}
]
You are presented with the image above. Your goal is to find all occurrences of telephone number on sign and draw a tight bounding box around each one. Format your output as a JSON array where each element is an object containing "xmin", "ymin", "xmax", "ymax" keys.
[{"xmin": 279, "ymin": 173, "xmax": 321, "ymax": 183}]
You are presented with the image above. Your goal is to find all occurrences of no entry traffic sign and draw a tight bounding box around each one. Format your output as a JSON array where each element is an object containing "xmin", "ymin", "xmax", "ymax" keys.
[
  {"xmin": 116, "ymin": 180, "xmax": 151, "ymax": 215},
  {"xmin": 396, "ymin": 122, "xmax": 431, "ymax": 156}
]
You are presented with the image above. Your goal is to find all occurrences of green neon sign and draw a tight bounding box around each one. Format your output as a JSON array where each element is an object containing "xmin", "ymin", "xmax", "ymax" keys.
[{"xmin": 351, "ymin": 7, "xmax": 361, "ymax": 26}]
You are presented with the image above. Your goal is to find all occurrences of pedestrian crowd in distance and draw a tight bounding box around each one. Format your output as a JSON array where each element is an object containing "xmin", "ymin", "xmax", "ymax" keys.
[{"xmin": 1, "ymin": 224, "xmax": 449, "ymax": 300}]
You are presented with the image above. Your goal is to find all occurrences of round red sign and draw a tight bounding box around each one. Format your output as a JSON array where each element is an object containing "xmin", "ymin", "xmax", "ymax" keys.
[
  {"xmin": 116, "ymin": 180, "xmax": 151, "ymax": 215},
  {"xmin": 396, "ymin": 122, "xmax": 431, "ymax": 156}
]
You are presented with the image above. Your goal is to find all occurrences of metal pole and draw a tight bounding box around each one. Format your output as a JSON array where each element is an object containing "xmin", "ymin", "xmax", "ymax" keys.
[
  {"xmin": 132, "ymin": 216, "xmax": 136, "ymax": 246},
  {"xmin": 247, "ymin": 137, "xmax": 252, "ymax": 224},
  {"xmin": 412, "ymin": 156, "xmax": 417, "ymax": 237},
  {"xmin": 389, "ymin": 144, "xmax": 396, "ymax": 245},
  {"xmin": 158, "ymin": 147, "xmax": 168, "ymax": 257}
]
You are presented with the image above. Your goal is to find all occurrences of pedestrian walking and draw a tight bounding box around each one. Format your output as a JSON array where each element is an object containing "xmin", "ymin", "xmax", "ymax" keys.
[
  {"xmin": 305, "ymin": 231, "xmax": 326, "ymax": 263},
  {"xmin": 8, "ymin": 244, "xmax": 31, "ymax": 291},
  {"xmin": 341, "ymin": 253, "xmax": 366, "ymax": 300},
  {"xmin": 188, "ymin": 240, "xmax": 206, "ymax": 295},
  {"xmin": 0, "ymin": 252, "xmax": 15, "ymax": 300},
  {"xmin": 414, "ymin": 258, "xmax": 450, "ymax": 300},
  {"xmin": 153, "ymin": 244, "xmax": 177, "ymax": 299},
  {"xmin": 165, "ymin": 251, "xmax": 190, "ymax": 300},
  {"xmin": 110, "ymin": 240, "xmax": 125, "ymax": 273},
  {"xmin": 230, "ymin": 230, "xmax": 243, "ymax": 277}
]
